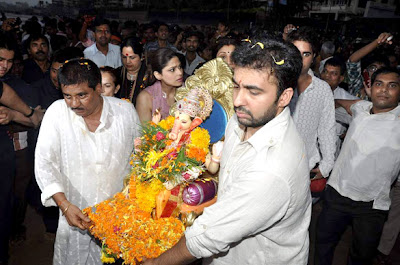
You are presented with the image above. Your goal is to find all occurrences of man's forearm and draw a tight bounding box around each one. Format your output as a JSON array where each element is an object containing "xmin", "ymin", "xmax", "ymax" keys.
[
  {"xmin": 348, "ymin": 40, "xmax": 378, "ymax": 63},
  {"xmin": 10, "ymin": 109, "xmax": 35, "ymax": 127},
  {"xmin": 335, "ymin": 99, "xmax": 360, "ymax": 115},
  {"xmin": 152, "ymin": 236, "xmax": 197, "ymax": 265},
  {"xmin": 0, "ymin": 83, "xmax": 32, "ymax": 116}
]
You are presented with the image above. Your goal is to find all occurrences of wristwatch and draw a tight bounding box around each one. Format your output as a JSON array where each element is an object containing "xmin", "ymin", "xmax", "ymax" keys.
[{"xmin": 25, "ymin": 107, "xmax": 35, "ymax": 118}]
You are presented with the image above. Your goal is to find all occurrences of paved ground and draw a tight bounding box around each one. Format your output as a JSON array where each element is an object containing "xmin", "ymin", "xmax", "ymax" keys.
[
  {"xmin": 9, "ymin": 202, "xmax": 400, "ymax": 265},
  {"xmin": 9, "ymin": 205, "xmax": 54, "ymax": 265}
]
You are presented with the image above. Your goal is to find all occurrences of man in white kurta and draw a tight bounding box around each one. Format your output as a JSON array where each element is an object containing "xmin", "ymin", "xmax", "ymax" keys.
[{"xmin": 35, "ymin": 58, "xmax": 140, "ymax": 265}]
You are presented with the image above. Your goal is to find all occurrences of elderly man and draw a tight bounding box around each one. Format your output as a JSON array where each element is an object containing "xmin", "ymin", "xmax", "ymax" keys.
[
  {"xmin": 144, "ymin": 37, "xmax": 311, "ymax": 265},
  {"xmin": 318, "ymin": 41, "xmax": 335, "ymax": 75},
  {"xmin": 35, "ymin": 58, "xmax": 140, "ymax": 265},
  {"xmin": 83, "ymin": 18, "xmax": 122, "ymax": 68}
]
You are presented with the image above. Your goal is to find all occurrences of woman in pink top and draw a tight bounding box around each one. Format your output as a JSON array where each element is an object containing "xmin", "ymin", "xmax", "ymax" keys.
[{"xmin": 136, "ymin": 48, "xmax": 184, "ymax": 123}]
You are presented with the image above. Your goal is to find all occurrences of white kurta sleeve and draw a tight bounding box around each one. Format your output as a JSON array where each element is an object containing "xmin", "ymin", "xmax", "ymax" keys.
[
  {"xmin": 317, "ymin": 90, "xmax": 336, "ymax": 178},
  {"xmin": 35, "ymin": 102, "xmax": 64, "ymax": 207},
  {"xmin": 185, "ymin": 171, "xmax": 290, "ymax": 258},
  {"xmin": 130, "ymin": 104, "xmax": 141, "ymax": 139},
  {"xmin": 335, "ymin": 107, "xmax": 353, "ymax": 125}
]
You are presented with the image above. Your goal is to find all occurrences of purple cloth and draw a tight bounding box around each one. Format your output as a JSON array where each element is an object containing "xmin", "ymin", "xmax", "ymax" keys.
[
  {"xmin": 144, "ymin": 81, "xmax": 170, "ymax": 120},
  {"xmin": 183, "ymin": 179, "xmax": 218, "ymax": 206}
]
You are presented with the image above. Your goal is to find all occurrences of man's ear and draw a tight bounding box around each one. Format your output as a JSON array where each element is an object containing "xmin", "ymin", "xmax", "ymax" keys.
[
  {"xmin": 190, "ymin": 117, "xmax": 203, "ymax": 130},
  {"xmin": 277, "ymin": 88, "xmax": 294, "ymax": 108},
  {"xmin": 154, "ymin": 71, "xmax": 162, "ymax": 81},
  {"xmin": 95, "ymin": 83, "xmax": 102, "ymax": 95},
  {"xmin": 340, "ymin": 75, "xmax": 345, "ymax": 83}
]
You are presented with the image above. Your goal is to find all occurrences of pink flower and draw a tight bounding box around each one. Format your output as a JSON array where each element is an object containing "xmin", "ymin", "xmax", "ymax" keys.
[
  {"xmin": 167, "ymin": 151, "xmax": 178, "ymax": 159},
  {"xmin": 182, "ymin": 172, "xmax": 191, "ymax": 180},
  {"xmin": 156, "ymin": 132, "xmax": 165, "ymax": 141}
]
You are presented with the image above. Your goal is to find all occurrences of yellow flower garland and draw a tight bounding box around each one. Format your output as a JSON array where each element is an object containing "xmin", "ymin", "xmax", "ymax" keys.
[{"xmin": 134, "ymin": 179, "xmax": 164, "ymax": 213}]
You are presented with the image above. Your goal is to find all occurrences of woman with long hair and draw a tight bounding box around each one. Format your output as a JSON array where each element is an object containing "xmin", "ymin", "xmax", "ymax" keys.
[
  {"xmin": 136, "ymin": 48, "xmax": 183, "ymax": 123},
  {"xmin": 116, "ymin": 37, "xmax": 148, "ymax": 105}
]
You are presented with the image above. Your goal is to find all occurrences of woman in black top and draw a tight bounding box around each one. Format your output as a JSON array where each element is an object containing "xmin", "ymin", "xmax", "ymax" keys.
[{"xmin": 116, "ymin": 37, "xmax": 148, "ymax": 106}]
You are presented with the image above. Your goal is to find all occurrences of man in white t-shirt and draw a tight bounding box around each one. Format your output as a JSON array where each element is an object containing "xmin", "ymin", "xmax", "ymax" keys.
[{"xmin": 316, "ymin": 67, "xmax": 400, "ymax": 265}]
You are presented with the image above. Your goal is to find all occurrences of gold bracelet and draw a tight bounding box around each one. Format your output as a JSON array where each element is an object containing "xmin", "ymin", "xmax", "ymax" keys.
[
  {"xmin": 62, "ymin": 203, "xmax": 72, "ymax": 216},
  {"xmin": 211, "ymin": 157, "xmax": 220, "ymax": 163}
]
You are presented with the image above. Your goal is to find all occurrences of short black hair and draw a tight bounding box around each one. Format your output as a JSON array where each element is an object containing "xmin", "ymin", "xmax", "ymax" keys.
[
  {"xmin": 66, "ymin": 20, "xmax": 82, "ymax": 36},
  {"xmin": 93, "ymin": 17, "xmax": 110, "ymax": 28},
  {"xmin": 156, "ymin": 22, "xmax": 169, "ymax": 32},
  {"xmin": 51, "ymin": 47, "xmax": 83, "ymax": 64},
  {"xmin": 0, "ymin": 32, "xmax": 17, "ymax": 53},
  {"xmin": 364, "ymin": 54, "xmax": 390, "ymax": 70},
  {"xmin": 232, "ymin": 36, "xmax": 302, "ymax": 97},
  {"xmin": 183, "ymin": 31, "xmax": 203, "ymax": 42},
  {"xmin": 371, "ymin": 67, "xmax": 400, "ymax": 85},
  {"xmin": 218, "ymin": 19, "xmax": 229, "ymax": 28},
  {"xmin": 25, "ymin": 34, "xmax": 49, "ymax": 50},
  {"xmin": 215, "ymin": 37, "xmax": 240, "ymax": 53},
  {"xmin": 324, "ymin": 57, "xmax": 346, "ymax": 76},
  {"xmin": 45, "ymin": 18, "xmax": 57, "ymax": 29},
  {"xmin": 58, "ymin": 58, "xmax": 101, "ymax": 90},
  {"xmin": 143, "ymin": 23, "xmax": 155, "ymax": 32},
  {"xmin": 286, "ymin": 27, "xmax": 319, "ymax": 55}
]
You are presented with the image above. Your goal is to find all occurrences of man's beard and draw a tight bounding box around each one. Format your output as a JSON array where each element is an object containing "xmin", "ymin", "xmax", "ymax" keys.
[{"xmin": 234, "ymin": 101, "xmax": 278, "ymax": 128}]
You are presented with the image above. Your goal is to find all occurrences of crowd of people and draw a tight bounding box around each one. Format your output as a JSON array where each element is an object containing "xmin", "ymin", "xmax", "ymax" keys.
[{"xmin": 0, "ymin": 12, "xmax": 399, "ymax": 265}]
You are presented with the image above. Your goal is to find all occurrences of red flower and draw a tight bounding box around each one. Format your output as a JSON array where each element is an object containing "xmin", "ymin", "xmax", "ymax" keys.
[
  {"xmin": 156, "ymin": 132, "xmax": 165, "ymax": 141},
  {"xmin": 152, "ymin": 162, "xmax": 159, "ymax": 169},
  {"xmin": 113, "ymin": 226, "xmax": 121, "ymax": 233}
]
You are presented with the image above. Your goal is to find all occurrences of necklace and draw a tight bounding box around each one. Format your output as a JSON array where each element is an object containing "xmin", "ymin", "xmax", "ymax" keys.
[
  {"xmin": 127, "ymin": 72, "xmax": 136, "ymax": 81},
  {"xmin": 162, "ymin": 91, "xmax": 167, "ymax": 99}
]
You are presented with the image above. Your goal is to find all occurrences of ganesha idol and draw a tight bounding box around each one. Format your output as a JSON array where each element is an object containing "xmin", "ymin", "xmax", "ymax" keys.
[
  {"xmin": 83, "ymin": 58, "xmax": 234, "ymax": 264},
  {"xmin": 150, "ymin": 86, "xmax": 224, "ymax": 222}
]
